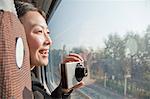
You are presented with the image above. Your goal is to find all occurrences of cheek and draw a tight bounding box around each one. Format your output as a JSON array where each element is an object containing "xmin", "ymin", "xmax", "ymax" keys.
[
  {"xmin": 36, "ymin": 37, "xmax": 44, "ymax": 46},
  {"xmin": 28, "ymin": 36, "xmax": 44, "ymax": 51}
]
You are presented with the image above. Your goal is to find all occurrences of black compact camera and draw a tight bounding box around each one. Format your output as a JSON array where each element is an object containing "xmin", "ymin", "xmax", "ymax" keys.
[{"xmin": 61, "ymin": 62, "xmax": 88, "ymax": 89}]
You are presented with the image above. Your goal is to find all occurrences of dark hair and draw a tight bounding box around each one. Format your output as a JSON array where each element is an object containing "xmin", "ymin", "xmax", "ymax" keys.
[{"xmin": 15, "ymin": 1, "xmax": 46, "ymax": 19}]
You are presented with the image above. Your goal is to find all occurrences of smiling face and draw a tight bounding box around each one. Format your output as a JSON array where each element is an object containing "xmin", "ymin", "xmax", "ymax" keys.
[{"xmin": 20, "ymin": 11, "xmax": 52, "ymax": 67}]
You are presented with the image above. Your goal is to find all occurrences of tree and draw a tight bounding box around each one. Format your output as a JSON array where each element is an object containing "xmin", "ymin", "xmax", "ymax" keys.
[
  {"xmin": 104, "ymin": 33, "xmax": 125, "ymax": 78},
  {"xmin": 104, "ymin": 33, "xmax": 125, "ymax": 60}
]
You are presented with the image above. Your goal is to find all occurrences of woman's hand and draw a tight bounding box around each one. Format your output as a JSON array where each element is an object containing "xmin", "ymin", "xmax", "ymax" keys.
[
  {"xmin": 62, "ymin": 53, "xmax": 84, "ymax": 64},
  {"xmin": 62, "ymin": 81, "xmax": 85, "ymax": 93},
  {"xmin": 62, "ymin": 53, "xmax": 85, "ymax": 93},
  {"xmin": 51, "ymin": 53, "xmax": 85, "ymax": 98}
]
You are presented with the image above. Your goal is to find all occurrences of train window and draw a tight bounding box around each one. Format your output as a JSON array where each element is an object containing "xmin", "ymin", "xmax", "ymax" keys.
[
  {"xmin": 45, "ymin": 49, "xmax": 58, "ymax": 90},
  {"xmin": 47, "ymin": 0, "xmax": 150, "ymax": 98}
]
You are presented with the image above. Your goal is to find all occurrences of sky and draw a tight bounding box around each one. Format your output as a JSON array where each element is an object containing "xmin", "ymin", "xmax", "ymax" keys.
[{"xmin": 48, "ymin": 0, "xmax": 150, "ymax": 50}]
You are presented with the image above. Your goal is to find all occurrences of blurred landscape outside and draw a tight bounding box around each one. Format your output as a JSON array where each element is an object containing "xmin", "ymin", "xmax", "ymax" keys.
[{"xmin": 48, "ymin": 0, "xmax": 150, "ymax": 99}]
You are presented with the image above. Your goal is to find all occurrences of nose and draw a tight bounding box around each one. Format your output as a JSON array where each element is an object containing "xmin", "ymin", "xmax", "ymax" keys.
[{"xmin": 44, "ymin": 33, "xmax": 52, "ymax": 46}]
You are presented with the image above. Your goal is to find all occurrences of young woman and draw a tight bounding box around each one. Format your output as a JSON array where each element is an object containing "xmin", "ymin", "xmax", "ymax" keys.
[{"xmin": 15, "ymin": 1, "xmax": 84, "ymax": 99}]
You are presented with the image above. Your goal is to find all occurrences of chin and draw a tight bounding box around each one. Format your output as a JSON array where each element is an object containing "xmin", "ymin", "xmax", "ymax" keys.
[
  {"xmin": 32, "ymin": 61, "xmax": 48, "ymax": 66},
  {"xmin": 41, "ymin": 61, "xmax": 49, "ymax": 66},
  {"xmin": 43, "ymin": 63, "xmax": 48, "ymax": 66}
]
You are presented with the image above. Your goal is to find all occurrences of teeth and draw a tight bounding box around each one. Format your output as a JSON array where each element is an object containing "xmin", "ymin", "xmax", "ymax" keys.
[
  {"xmin": 39, "ymin": 50, "xmax": 49, "ymax": 55},
  {"xmin": 44, "ymin": 51, "xmax": 47, "ymax": 54}
]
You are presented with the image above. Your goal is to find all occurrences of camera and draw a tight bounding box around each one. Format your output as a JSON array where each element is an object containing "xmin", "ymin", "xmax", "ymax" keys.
[{"xmin": 61, "ymin": 62, "xmax": 88, "ymax": 89}]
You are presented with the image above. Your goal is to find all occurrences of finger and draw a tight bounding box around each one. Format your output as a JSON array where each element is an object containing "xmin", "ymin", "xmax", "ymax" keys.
[
  {"xmin": 63, "ymin": 56, "xmax": 81, "ymax": 63},
  {"xmin": 70, "ymin": 81, "xmax": 85, "ymax": 90},
  {"xmin": 62, "ymin": 81, "xmax": 84, "ymax": 93},
  {"xmin": 62, "ymin": 88, "xmax": 72, "ymax": 94},
  {"xmin": 62, "ymin": 88, "xmax": 73, "ymax": 94},
  {"xmin": 69, "ymin": 53, "xmax": 84, "ymax": 62}
]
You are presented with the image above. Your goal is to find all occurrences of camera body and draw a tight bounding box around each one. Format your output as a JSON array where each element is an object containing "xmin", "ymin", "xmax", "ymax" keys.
[{"xmin": 61, "ymin": 62, "xmax": 88, "ymax": 89}]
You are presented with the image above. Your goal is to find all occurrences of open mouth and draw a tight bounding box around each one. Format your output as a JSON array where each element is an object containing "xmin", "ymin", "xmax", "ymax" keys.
[{"xmin": 39, "ymin": 49, "xmax": 49, "ymax": 57}]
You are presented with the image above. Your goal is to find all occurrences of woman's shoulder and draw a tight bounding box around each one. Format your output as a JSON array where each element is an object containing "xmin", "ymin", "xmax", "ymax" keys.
[{"xmin": 31, "ymin": 71, "xmax": 52, "ymax": 99}]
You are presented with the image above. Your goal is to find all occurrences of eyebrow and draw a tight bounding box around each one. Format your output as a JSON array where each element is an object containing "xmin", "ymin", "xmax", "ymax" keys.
[{"xmin": 32, "ymin": 24, "xmax": 48, "ymax": 30}]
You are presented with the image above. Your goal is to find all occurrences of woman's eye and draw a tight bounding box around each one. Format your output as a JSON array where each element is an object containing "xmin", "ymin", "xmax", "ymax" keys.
[
  {"xmin": 34, "ymin": 30, "xmax": 43, "ymax": 34},
  {"xmin": 47, "ymin": 31, "xmax": 50, "ymax": 34},
  {"xmin": 38, "ymin": 30, "xmax": 43, "ymax": 33}
]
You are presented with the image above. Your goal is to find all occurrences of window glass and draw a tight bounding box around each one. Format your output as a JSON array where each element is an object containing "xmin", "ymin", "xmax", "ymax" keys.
[{"xmin": 48, "ymin": 0, "xmax": 150, "ymax": 98}]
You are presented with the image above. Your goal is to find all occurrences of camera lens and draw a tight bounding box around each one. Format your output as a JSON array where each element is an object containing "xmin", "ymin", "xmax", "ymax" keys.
[{"xmin": 75, "ymin": 63, "xmax": 88, "ymax": 82}]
